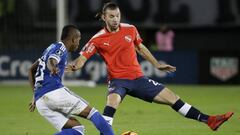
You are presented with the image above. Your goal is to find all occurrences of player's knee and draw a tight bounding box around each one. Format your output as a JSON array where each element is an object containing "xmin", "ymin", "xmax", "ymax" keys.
[
  {"xmin": 63, "ymin": 117, "xmax": 81, "ymax": 129},
  {"xmin": 171, "ymin": 95, "xmax": 180, "ymax": 105},
  {"xmin": 154, "ymin": 88, "xmax": 180, "ymax": 105},
  {"xmin": 107, "ymin": 93, "xmax": 121, "ymax": 108},
  {"xmin": 79, "ymin": 105, "xmax": 92, "ymax": 118},
  {"xmin": 165, "ymin": 89, "xmax": 180, "ymax": 105},
  {"xmin": 107, "ymin": 101, "xmax": 120, "ymax": 109}
]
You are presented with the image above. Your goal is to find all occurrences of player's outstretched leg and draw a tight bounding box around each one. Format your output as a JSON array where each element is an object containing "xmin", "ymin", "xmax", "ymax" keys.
[
  {"xmin": 172, "ymin": 99, "xmax": 234, "ymax": 130},
  {"xmin": 87, "ymin": 108, "xmax": 114, "ymax": 135},
  {"xmin": 99, "ymin": 106, "xmax": 116, "ymax": 135},
  {"xmin": 153, "ymin": 87, "xmax": 234, "ymax": 131},
  {"xmin": 100, "ymin": 93, "xmax": 120, "ymax": 135}
]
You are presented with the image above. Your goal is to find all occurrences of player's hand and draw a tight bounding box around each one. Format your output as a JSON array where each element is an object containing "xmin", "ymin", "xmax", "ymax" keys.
[
  {"xmin": 157, "ymin": 64, "xmax": 176, "ymax": 73},
  {"xmin": 65, "ymin": 64, "xmax": 79, "ymax": 73},
  {"xmin": 29, "ymin": 97, "xmax": 36, "ymax": 112}
]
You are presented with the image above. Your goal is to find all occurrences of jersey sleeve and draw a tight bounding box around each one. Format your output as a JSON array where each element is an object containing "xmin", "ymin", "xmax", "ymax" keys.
[
  {"xmin": 80, "ymin": 41, "xmax": 97, "ymax": 59},
  {"xmin": 133, "ymin": 26, "xmax": 143, "ymax": 46},
  {"xmin": 48, "ymin": 45, "xmax": 65, "ymax": 64}
]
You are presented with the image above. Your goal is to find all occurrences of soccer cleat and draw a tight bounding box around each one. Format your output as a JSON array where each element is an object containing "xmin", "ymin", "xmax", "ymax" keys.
[{"xmin": 207, "ymin": 112, "xmax": 234, "ymax": 131}]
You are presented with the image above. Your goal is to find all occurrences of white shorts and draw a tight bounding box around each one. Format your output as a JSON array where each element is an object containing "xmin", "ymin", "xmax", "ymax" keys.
[{"xmin": 36, "ymin": 87, "xmax": 89, "ymax": 131}]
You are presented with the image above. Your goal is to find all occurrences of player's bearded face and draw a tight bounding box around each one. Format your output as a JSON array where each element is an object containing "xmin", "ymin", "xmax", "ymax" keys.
[{"xmin": 104, "ymin": 8, "xmax": 121, "ymax": 31}]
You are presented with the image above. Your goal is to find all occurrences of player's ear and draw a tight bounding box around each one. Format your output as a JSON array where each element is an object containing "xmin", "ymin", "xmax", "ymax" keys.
[{"xmin": 101, "ymin": 14, "xmax": 105, "ymax": 21}]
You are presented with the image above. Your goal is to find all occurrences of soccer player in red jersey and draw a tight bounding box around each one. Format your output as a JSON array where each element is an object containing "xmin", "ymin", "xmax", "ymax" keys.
[{"xmin": 66, "ymin": 2, "xmax": 233, "ymax": 132}]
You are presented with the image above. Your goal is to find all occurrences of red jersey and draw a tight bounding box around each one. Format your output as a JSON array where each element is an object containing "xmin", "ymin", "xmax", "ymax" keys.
[{"xmin": 80, "ymin": 23, "xmax": 144, "ymax": 80}]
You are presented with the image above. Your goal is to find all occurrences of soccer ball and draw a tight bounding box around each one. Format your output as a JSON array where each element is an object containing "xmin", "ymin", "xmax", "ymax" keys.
[{"xmin": 121, "ymin": 131, "xmax": 138, "ymax": 135}]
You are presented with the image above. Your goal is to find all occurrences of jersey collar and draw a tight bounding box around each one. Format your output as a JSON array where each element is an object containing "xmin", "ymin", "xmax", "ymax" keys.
[{"xmin": 104, "ymin": 24, "xmax": 121, "ymax": 34}]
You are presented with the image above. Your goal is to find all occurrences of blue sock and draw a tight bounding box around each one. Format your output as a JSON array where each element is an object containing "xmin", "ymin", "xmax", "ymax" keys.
[
  {"xmin": 54, "ymin": 128, "xmax": 83, "ymax": 135},
  {"xmin": 100, "ymin": 106, "xmax": 116, "ymax": 135},
  {"xmin": 89, "ymin": 109, "xmax": 114, "ymax": 135}
]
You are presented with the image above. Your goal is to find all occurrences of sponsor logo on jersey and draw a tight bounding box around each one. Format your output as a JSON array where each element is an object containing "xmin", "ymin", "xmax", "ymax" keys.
[
  {"xmin": 55, "ymin": 49, "xmax": 63, "ymax": 56},
  {"xmin": 82, "ymin": 43, "xmax": 95, "ymax": 54},
  {"xmin": 124, "ymin": 35, "xmax": 132, "ymax": 42}
]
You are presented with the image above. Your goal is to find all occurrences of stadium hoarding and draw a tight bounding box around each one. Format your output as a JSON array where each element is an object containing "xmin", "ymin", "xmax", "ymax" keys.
[
  {"xmin": 0, "ymin": 51, "xmax": 198, "ymax": 84},
  {"xmin": 199, "ymin": 51, "xmax": 240, "ymax": 84},
  {"xmin": 71, "ymin": 51, "xmax": 198, "ymax": 84},
  {"xmin": 0, "ymin": 54, "xmax": 35, "ymax": 79}
]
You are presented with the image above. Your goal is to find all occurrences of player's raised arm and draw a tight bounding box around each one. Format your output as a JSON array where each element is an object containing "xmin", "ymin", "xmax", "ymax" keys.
[
  {"xmin": 74, "ymin": 55, "xmax": 87, "ymax": 69},
  {"xmin": 135, "ymin": 43, "xmax": 176, "ymax": 73},
  {"xmin": 65, "ymin": 55, "xmax": 87, "ymax": 72}
]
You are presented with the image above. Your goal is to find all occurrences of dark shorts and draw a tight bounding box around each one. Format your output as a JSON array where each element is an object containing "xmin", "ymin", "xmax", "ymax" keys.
[{"xmin": 107, "ymin": 76, "xmax": 165, "ymax": 102}]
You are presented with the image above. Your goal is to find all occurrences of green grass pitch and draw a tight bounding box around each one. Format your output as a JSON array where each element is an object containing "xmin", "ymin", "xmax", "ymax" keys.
[{"xmin": 0, "ymin": 84, "xmax": 239, "ymax": 135}]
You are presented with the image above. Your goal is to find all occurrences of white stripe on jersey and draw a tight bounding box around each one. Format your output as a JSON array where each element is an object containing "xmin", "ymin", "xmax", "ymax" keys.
[
  {"xmin": 49, "ymin": 54, "xmax": 60, "ymax": 63},
  {"xmin": 91, "ymin": 29, "xmax": 106, "ymax": 39},
  {"xmin": 120, "ymin": 23, "xmax": 134, "ymax": 28},
  {"xmin": 59, "ymin": 42, "xmax": 66, "ymax": 51}
]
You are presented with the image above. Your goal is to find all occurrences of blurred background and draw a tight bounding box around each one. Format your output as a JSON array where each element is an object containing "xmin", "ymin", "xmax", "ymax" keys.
[{"xmin": 0, "ymin": 0, "xmax": 240, "ymax": 85}]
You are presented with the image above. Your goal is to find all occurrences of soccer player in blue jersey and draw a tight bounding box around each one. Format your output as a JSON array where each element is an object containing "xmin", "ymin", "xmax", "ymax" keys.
[
  {"xmin": 66, "ymin": 2, "xmax": 234, "ymax": 133},
  {"xmin": 28, "ymin": 25, "xmax": 114, "ymax": 135}
]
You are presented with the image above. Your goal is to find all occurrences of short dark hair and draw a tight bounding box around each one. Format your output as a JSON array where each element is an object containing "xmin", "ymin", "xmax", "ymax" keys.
[
  {"xmin": 61, "ymin": 25, "xmax": 78, "ymax": 40},
  {"xmin": 95, "ymin": 2, "xmax": 119, "ymax": 20}
]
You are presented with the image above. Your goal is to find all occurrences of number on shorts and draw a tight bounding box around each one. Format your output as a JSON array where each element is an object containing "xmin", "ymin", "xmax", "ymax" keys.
[{"xmin": 148, "ymin": 79, "xmax": 160, "ymax": 86}]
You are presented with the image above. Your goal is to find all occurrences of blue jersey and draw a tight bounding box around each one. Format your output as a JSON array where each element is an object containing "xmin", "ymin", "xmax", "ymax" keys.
[{"xmin": 34, "ymin": 42, "xmax": 67, "ymax": 101}]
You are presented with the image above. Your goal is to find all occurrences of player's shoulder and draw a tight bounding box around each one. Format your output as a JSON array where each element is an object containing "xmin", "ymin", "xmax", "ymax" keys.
[
  {"xmin": 91, "ymin": 29, "xmax": 106, "ymax": 40},
  {"xmin": 120, "ymin": 23, "xmax": 138, "ymax": 33},
  {"xmin": 44, "ymin": 42, "xmax": 66, "ymax": 56},
  {"xmin": 50, "ymin": 42, "xmax": 67, "ymax": 52},
  {"xmin": 120, "ymin": 23, "xmax": 135, "ymax": 28}
]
